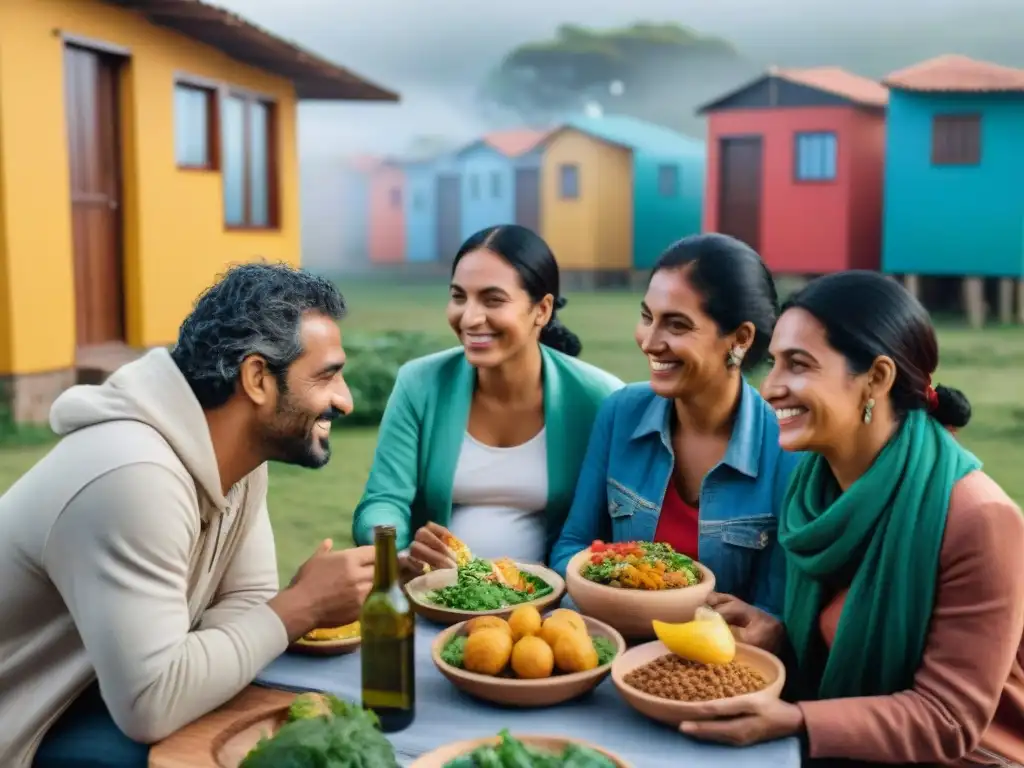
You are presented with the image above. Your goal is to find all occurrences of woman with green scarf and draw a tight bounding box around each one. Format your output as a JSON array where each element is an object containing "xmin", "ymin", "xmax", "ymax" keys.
[{"xmin": 682, "ymin": 272, "xmax": 1024, "ymax": 766}]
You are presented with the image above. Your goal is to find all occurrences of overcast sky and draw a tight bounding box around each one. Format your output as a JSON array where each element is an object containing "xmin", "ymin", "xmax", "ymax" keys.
[{"xmin": 212, "ymin": 0, "xmax": 1020, "ymax": 156}]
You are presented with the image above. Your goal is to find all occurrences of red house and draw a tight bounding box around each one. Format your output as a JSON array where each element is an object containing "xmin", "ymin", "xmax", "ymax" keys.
[{"xmin": 697, "ymin": 67, "xmax": 889, "ymax": 275}]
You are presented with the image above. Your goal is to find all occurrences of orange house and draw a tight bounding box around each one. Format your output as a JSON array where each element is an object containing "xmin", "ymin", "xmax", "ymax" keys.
[{"xmin": 368, "ymin": 161, "xmax": 406, "ymax": 264}]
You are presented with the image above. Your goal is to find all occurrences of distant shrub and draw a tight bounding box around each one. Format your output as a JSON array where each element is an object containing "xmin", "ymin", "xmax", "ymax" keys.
[{"xmin": 342, "ymin": 331, "xmax": 449, "ymax": 426}]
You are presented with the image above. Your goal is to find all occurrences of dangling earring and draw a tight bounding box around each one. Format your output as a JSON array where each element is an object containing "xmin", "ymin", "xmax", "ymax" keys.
[
  {"xmin": 726, "ymin": 347, "xmax": 745, "ymax": 369},
  {"xmin": 863, "ymin": 398, "xmax": 875, "ymax": 425}
]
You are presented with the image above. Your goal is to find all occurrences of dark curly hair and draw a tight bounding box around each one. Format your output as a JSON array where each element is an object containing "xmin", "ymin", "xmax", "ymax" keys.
[
  {"xmin": 171, "ymin": 262, "xmax": 347, "ymax": 409},
  {"xmin": 452, "ymin": 225, "xmax": 582, "ymax": 357}
]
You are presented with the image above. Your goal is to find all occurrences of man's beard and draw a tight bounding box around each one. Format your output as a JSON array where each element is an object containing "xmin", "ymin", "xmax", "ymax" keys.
[{"xmin": 265, "ymin": 392, "xmax": 339, "ymax": 469}]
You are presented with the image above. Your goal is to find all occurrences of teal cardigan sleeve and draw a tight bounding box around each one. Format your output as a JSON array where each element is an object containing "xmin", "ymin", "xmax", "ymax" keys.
[{"xmin": 350, "ymin": 371, "xmax": 421, "ymax": 548}]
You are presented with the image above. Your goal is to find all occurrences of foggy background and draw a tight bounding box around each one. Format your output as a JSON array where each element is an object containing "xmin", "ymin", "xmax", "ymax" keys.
[{"xmin": 216, "ymin": 0, "xmax": 1024, "ymax": 156}]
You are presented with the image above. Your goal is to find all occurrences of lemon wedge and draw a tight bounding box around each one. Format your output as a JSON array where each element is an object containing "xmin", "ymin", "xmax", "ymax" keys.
[{"xmin": 652, "ymin": 608, "xmax": 736, "ymax": 665}]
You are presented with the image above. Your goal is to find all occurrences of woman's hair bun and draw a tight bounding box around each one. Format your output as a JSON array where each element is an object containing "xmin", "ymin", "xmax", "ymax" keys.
[
  {"xmin": 932, "ymin": 384, "xmax": 971, "ymax": 429},
  {"xmin": 539, "ymin": 317, "xmax": 582, "ymax": 357}
]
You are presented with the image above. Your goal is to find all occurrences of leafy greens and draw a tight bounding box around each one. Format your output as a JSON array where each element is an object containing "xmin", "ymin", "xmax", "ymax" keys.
[
  {"xmin": 442, "ymin": 729, "xmax": 617, "ymax": 767},
  {"xmin": 239, "ymin": 692, "xmax": 398, "ymax": 768},
  {"xmin": 428, "ymin": 558, "xmax": 553, "ymax": 612}
]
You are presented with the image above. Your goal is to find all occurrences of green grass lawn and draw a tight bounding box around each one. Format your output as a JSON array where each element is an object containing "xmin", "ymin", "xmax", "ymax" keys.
[{"xmin": 2, "ymin": 277, "xmax": 1024, "ymax": 581}]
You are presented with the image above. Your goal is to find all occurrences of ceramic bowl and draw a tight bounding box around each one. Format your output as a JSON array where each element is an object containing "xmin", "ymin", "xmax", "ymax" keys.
[
  {"xmin": 431, "ymin": 612, "xmax": 626, "ymax": 708},
  {"xmin": 409, "ymin": 734, "xmax": 631, "ymax": 767},
  {"xmin": 564, "ymin": 548, "xmax": 715, "ymax": 639},
  {"xmin": 611, "ymin": 640, "xmax": 786, "ymax": 726},
  {"xmin": 406, "ymin": 561, "xmax": 565, "ymax": 626}
]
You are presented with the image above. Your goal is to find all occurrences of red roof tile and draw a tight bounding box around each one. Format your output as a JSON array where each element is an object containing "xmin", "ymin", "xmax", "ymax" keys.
[
  {"xmin": 771, "ymin": 66, "xmax": 889, "ymax": 107},
  {"xmin": 882, "ymin": 55, "xmax": 1024, "ymax": 93},
  {"xmin": 481, "ymin": 129, "xmax": 550, "ymax": 157}
]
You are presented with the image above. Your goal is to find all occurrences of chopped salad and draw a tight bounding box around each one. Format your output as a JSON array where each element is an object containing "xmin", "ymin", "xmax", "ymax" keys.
[
  {"xmin": 427, "ymin": 556, "xmax": 553, "ymax": 612},
  {"xmin": 579, "ymin": 540, "xmax": 701, "ymax": 590}
]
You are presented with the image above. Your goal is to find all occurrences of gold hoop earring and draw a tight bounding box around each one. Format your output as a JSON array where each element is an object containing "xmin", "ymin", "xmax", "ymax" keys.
[{"xmin": 863, "ymin": 398, "xmax": 875, "ymax": 425}]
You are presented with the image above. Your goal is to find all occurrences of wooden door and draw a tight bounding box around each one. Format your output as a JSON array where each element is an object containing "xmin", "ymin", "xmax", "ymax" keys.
[
  {"xmin": 513, "ymin": 167, "xmax": 541, "ymax": 233},
  {"xmin": 717, "ymin": 137, "xmax": 763, "ymax": 253},
  {"xmin": 436, "ymin": 174, "xmax": 462, "ymax": 264},
  {"xmin": 64, "ymin": 45, "xmax": 125, "ymax": 346}
]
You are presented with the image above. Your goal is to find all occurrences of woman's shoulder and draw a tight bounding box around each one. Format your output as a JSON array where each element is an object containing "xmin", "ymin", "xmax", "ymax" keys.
[
  {"xmin": 542, "ymin": 346, "xmax": 625, "ymax": 396},
  {"xmin": 395, "ymin": 346, "xmax": 466, "ymax": 383},
  {"xmin": 943, "ymin": 470, "xmax": 1024, "ymax": 567}
]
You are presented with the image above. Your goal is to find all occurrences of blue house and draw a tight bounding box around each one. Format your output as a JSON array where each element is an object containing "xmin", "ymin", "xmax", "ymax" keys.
[
  {"xmin": 455, "ymin": 129, "xmax": 549, "ymax": 241},
  {"xmin": 402, "ymin": 152, "xmax": 461, "ymax": 264},
  {"xmin": 540, "ymin": 114, "xmax": 706, "ymax": 275},
  {"xmin": 882, "ymin": 55, "xmax": 1024, "ymax": 281}
]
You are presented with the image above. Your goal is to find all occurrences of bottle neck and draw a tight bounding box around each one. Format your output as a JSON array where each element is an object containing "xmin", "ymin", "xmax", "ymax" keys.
[{"xmin": 373, "ymin": 531, "xmax": 399, "ymax": 590}]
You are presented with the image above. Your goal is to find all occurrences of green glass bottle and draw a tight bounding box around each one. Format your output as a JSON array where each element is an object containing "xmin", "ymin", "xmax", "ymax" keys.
[{"xmin": 360, "ymin": 524, "xmax": 415, "ymax": 732}]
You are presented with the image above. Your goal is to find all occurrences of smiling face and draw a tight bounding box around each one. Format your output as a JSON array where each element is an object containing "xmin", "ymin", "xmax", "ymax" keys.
[
  {"xmin": 261, "ymin": 313, "xmax": 352, "ymax": 468},
  {"xmin": 761, "ymin": 307, "xmax": 874, "ymax": 454},
  {"xmin": 635, "ymin": 266, "xmax": 750, "ymax": 399},
  {"xmin": 446, "ymin": 248, "xmax": 552, "ymax": 368}
]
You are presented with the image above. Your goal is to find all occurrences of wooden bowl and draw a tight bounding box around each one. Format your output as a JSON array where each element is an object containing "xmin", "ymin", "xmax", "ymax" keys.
[
  {"xmin": 287, "ymin": 634, "xmax": 361, "ymax": 657},
  {"xmin": 409, "ymin": 734, "xmax": 631, "ymax": 767},
  {"xmin": 431, "ymin": 613, "xmax": 626, "ymax": 708},
  {"xmin": 611, "ymin": 640, "xmax": 786, "ymax": 726},
  {"xmin": 564, "ymin": 548, "xmax": 715, "ymax": 639},
  {"xmin": 406, "ymin": 561, "xmax": 565, "ymax": 625}
]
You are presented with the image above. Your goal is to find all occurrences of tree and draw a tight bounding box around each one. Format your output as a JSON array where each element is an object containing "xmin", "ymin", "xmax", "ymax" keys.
[{"xmin": 477, "ymin": 22, "xmax": 756, "ymax": 135}]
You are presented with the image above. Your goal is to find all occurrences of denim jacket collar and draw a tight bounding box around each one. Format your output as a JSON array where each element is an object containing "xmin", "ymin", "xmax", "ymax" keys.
[{"xmin": 629, "ymin": 378, "xmax": 764, "ymax": 479}]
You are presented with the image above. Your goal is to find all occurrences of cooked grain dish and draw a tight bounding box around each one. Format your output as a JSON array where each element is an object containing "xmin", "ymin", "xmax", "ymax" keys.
[{"xmin": 624, "ymin": 654, "xmax": 768, "ymax": 701}]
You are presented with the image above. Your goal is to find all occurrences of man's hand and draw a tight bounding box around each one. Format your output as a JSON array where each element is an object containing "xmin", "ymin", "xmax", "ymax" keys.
[
  {"xmin": 400, "ymin": 522, "xmax": 458, "ymax": 580},
  {"xmin": 270, "ymin": 539, "xmax": 376, "ymax": 641},
  {"xmin": 706, "ymin": 592, "xmax": 784, "ymax": 653}
]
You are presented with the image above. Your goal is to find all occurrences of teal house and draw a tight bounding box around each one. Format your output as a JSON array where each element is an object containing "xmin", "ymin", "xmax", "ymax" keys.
[{"xmin": 882, "ymin": 55, "xmax": 1024, "ymax": 279}]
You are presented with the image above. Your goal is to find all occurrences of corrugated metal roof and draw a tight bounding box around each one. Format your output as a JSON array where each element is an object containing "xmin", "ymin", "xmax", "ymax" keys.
[
  {"xmin": 771, "ymin": 66, "xmax": 889, "ymax": 107},
  {"xmin": 102, "ymin": 0, "xmax": 397, "ymax": 101},
  {"xmin": 883, "ymin": 55, "xmax": 1024, "ymax": 93},
  {"xmin": 560, "ymin": 114, "xmax": 704, "ymax": 155}
]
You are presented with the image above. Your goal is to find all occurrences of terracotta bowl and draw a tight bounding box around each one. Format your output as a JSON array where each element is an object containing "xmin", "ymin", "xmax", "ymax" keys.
[
  {"xmin": 564, "ymin": 548, "xmax": 715, "ymax": 640},
  {"xmin": 410, "ymin": 734, "xmax": 631, "ymax": 767},
  {"xmin": 287, "ymin": 634, "xmax": 361, "ymax": 657},
  {"xmin": 431, "ymin": 613, "xmax": 626, "ymax": 708},
  {"xmin": 611, "ymin": 640, "xmax": 786, "ymax": 726},
  {"xmin": 406, "ymin": 562, "xmax": 565, "ymax": 626}
]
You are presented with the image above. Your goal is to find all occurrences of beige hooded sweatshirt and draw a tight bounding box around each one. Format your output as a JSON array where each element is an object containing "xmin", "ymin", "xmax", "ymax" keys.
[{"xmin": 0, "ymin": 348, "xmax": 289, "ymax": 767}]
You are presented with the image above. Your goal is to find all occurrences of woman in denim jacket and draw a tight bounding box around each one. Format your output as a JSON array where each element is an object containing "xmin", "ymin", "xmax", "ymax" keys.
[{"xmin": 550, "ymin": 234, "xmax": 802, "ymax": 616}]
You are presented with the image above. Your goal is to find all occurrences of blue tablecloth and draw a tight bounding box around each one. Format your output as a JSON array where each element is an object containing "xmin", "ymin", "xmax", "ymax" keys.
[{"xmin": 255, "ymin": 618, "xmax": 803, "ymax": 767}]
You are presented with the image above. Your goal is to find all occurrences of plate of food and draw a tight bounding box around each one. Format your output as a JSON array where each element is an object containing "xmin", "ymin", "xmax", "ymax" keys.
[
  {"xmin": 564, "ymin": 541, "xmax": 715, "ymax": 639},
  {"xmin": 288, "ymin": 621, "xmax": 361, "ymax": 656},
  {"xmin": 410, "ymin": 729, "xmax": 630, "ymax": 767},
  {"xmin": 431, "ymin": 605, "xmax": 625, "ymax": 707},
  {"xmin": 405, "ymin": 535, "xmax": 565, "ymax": 625},
  {"xmin": 610, "ymin": 608, "xmax": 785, "ymax": 726}
]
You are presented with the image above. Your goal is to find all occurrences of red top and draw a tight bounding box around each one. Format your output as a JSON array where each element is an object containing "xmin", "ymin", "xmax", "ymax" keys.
[{"xmin": 653, "ymin": 479, "xmax": 700, "ymax": 559}]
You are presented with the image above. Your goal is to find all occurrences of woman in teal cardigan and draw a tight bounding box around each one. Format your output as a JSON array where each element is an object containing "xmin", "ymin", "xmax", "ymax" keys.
[{"xmin": 351, "ymin": 225, "xmax": 623, "ymax": 575}]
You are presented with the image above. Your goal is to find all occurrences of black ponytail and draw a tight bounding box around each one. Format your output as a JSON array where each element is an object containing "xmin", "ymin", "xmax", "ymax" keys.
[{"xmin": 538, "ymin": 297, "xmax": 582, "ymax": 357}]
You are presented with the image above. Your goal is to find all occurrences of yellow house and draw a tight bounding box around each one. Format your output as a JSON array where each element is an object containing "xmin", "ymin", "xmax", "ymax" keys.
[
  {"xmin": 539, "ymin": 126, "xmax": 633, "ymax": 284},
  {"xmin": 0, "ymin": 0, "xmax": 397, "ymax": 422}
]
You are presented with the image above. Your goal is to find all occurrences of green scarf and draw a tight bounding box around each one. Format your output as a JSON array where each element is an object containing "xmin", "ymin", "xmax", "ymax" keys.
[{"xmin": 779, "ymin": 409, "xmax": 981, "ymax": 699}]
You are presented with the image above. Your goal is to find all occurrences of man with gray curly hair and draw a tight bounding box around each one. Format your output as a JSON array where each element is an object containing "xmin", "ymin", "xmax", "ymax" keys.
[{"xmin": 0, "ymin": 262, "xmax": 376, "ymax": 767}]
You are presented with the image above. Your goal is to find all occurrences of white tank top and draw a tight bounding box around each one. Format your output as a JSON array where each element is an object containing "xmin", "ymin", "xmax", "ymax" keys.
[{"xmin": 447, "ymin": 428, "xmax": 549, "ymax": 564}]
